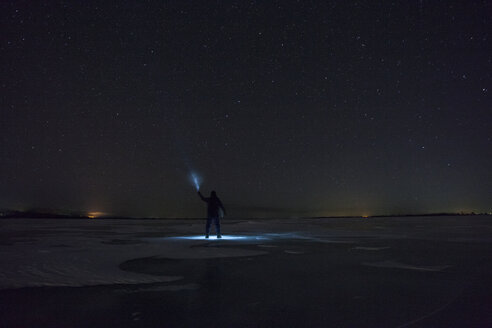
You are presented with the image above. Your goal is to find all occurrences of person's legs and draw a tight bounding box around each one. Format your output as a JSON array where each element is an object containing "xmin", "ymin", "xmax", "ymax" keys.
[{"xmin": 205, "ymin": 218, "xmax": 212, "ymax": 238}]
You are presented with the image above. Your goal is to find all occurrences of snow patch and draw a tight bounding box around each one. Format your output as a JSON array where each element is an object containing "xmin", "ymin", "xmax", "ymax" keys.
[{"xmin": 284, "ymin": 250, "xmax": 305, "ymax": 254}]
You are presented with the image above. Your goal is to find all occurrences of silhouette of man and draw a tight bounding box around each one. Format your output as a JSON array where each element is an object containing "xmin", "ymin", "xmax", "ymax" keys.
[{"xmin": 198, "ymin": 190, "xmax": 226, "ymax": 238}]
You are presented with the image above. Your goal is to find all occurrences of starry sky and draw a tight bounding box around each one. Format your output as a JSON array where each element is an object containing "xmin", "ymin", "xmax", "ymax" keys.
[{"xmin": 1, "ymin": 1, "xmax": 491, "ymax": 218}]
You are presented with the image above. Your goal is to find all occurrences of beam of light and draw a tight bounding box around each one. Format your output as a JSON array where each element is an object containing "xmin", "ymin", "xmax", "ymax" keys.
[{"xmin": 190, "ymin": 172, "xmax": 201, "ymax": 191}]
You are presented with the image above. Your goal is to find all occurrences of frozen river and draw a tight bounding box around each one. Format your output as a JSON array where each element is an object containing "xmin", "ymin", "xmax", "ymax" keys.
[{"xmin": 0, "ymin": 216, "xmax": 491, "ymax": 327}]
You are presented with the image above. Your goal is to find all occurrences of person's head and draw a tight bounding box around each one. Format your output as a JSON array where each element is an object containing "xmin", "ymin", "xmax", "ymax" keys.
[{"xmin": 210, "ymin": 190, "xmax": 217, "ymax": 198}]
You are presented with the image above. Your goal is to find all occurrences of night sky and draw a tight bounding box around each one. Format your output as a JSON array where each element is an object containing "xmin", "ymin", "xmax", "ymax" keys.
[{"xmin": 1, "ymin": 1, "xmax": 491, "ymax": 218}]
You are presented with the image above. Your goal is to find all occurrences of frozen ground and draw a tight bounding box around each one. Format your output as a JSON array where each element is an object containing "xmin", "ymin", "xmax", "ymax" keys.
[{"xmin": 0, "ymin": 215, "xmax": 491, "ymax": 327}]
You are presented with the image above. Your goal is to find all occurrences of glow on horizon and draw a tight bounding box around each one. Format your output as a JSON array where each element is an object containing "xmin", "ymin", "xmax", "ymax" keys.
[{"xmin": 87, "ymin": 211, "xmax": 106, "ymax": 218}]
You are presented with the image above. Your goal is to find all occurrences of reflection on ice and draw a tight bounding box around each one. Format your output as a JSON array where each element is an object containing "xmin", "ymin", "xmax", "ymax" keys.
[
  {"xmin": 167, "ymin": 235, "xmax": 271, "ymax": 241},
  {"xmin": 151, "ymin": 232, "xmax": 346, "ymax": 242}
]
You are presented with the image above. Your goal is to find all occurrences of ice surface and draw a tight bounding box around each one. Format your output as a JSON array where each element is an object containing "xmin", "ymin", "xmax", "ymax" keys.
[
  {"xmin": 0, "ymin": 216, "xmax": 491, "ymax": 327},
  {"xmin": 116, "ymin": 283, "xmax": 200, "ymax": 293},
  {"xmin": 362, "ymin": 260, "xmax": 451, "ymax": 272},
  {"xmin": 352, "ymin": 246, "xmax": 390, "ymax": 251},
  {"xmin": 0, "ymin": 216, "xmax": 490, "ymax": 290},
  {"xmin": 0, "ymin": 230, "xmax": 183, "ymax": 289},
  {"xmin": 284, "ymin": 250, "xmax": 305, "ymax": 254}
]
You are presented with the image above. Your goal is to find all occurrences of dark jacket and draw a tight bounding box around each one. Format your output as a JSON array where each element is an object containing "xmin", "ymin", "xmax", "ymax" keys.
[{"xmin": 198, "ymin": 192, "xmax": 226, "ymax": 218}]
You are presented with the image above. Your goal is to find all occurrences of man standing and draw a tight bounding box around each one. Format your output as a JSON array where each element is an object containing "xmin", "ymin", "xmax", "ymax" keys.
[{"xmin": 198, "ymin": 190, "xmax": 226, "ymax": 238}]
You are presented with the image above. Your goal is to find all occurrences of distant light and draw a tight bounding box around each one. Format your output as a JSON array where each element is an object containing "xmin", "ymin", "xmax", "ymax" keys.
[{"xmin": 88, "ymin": 211, "xmax": 105, "ymax": 218}]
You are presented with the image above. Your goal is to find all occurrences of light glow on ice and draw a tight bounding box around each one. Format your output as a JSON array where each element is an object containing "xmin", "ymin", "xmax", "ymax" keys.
[{"xmin": 170, "ymin": 235, "xmax": 270, "ymax": 241}]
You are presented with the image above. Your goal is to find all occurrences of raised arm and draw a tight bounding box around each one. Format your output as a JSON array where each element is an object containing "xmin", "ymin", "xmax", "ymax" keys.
[{"xmin": 198, "ymin": 191, "xmax": 207, "ymax": 202}]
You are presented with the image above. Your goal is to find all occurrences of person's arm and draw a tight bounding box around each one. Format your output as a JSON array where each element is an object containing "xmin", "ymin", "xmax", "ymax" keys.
[{"xmin": 198, "ymin": 191, "xmax": 207, "ymax": 202}]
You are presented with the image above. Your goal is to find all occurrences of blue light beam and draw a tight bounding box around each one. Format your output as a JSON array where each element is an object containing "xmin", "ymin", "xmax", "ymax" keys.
[{"xmin": 190, "ymin": 172, "xmax": 201, "ymax": 191}]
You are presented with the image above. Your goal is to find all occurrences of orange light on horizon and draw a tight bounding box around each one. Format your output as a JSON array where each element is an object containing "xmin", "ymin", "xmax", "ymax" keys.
[{"xmin": 87, "ymin": 211, "xmax": 105, "ymax": 218}]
